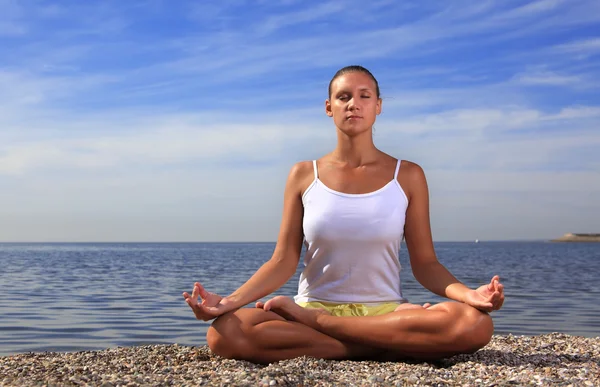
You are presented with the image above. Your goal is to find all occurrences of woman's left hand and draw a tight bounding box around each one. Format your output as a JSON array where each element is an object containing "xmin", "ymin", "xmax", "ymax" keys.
[{"xmin": 463, "ymin": 275, "xmax": 505, "ymax": 313}]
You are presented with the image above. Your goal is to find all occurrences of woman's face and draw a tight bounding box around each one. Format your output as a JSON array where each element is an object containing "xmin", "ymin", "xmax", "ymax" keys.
[{"xmin": 326, "ymin": 71, "xmax": 382, "ymax": 137}]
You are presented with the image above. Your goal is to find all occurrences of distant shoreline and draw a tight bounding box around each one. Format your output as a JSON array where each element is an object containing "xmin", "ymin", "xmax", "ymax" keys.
[{"xmin": 551, "ymin": 233, "xmax": 600, "ymax": 243}]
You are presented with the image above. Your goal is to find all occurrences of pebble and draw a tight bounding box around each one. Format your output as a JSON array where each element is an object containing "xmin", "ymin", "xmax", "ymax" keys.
[{"xmin": 0, "ymin": 333, "xmax": 598, "ymax": 386}]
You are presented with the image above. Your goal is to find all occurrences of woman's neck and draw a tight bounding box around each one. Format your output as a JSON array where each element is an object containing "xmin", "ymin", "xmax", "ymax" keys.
[{"xmin": 331, "ymin": 131, "xmax": 381, "ymax": 167}]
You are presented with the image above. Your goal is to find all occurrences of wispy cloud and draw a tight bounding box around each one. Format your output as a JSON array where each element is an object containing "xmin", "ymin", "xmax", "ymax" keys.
[
  {"xmin": 553, "ymin": 37, "xmax": 600, "ymax": 60},
  {"xmin": 0, "ymin": 0, "xmax": 599, "ymax": 241},
  {"xmin": 501, "ymin": 0, "xmax": 564, "ymax": 18},
  {"xmin": 256, "ymin": 2, "xmax": 345, "ymax": 36},
  {"xmin": 0, "ymin": 21, "xmax": 26, "ymax": 36},
  {"xmin": 511, "ymin": 70, "xmax": 582, "ymax": 86},
  {"xmin": 0, "ymin": 121, "xmax": 305, "ymax": 176}
]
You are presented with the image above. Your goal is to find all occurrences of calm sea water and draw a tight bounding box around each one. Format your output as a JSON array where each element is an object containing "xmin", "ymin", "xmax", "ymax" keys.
[{"xmin": 0, "ymin": 242, "xmax": 599, "ymax": 356}]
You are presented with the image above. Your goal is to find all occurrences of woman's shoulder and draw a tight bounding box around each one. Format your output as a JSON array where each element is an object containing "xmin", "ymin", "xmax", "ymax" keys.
[
  {"xmin": 377, "ymin": 152, "xmax": 423, "ymax": 177},
  {"xmin": 398, "ymin": 159, "xmax": 426, "ymax": 179},
  {"xmin": 396, "ymin": 159, "xmax": 428, "ymax": 201},
  {"xmin": 288, "ymin": 160, "xmax": 315, "ymax": 179},
  {"xmin": 286, "ymin": 160, "xmax": 318, "ymax": 194}
]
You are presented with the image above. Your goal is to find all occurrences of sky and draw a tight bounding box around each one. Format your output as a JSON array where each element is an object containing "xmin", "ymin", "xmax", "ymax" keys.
[{"xmin": 0, "ymin": 0, "xmax": 599, "ymax": 242}]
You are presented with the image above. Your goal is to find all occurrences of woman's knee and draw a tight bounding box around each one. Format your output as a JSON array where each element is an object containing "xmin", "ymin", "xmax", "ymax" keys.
[
  {"xmin": 207, "ymin": 311, "xmax": 244, "ymax": 359},
  {"xmin": 206, "ymin": 309, "xmax": 252, "ymax": 359},
  {"xmin": 206, "ymin": 308, "xmax": 283, "ymax": 360},
  {"xmin": 446, "ymin": 302, "xmax": 494, "ymax": 352}
]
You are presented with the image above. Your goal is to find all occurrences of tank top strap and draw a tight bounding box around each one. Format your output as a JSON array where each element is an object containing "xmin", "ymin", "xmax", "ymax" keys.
[
  {"xmin": 394, "ymin": 159, "xmax": 401, "ymax": 180},
  {"xmin": 313, "ymin": 160, "xmax": 319, "ymax": 179}
]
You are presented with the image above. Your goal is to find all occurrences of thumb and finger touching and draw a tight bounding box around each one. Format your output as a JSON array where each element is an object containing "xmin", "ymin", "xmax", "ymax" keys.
[{"xmin": 195, "ymin": 282, "xmax": 211, "ymax": 300}]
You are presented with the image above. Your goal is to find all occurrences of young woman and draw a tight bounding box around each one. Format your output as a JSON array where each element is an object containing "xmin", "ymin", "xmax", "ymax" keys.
[{"xmin": 183, "ymin": 65, "xmax": 505, "ymax": 364}]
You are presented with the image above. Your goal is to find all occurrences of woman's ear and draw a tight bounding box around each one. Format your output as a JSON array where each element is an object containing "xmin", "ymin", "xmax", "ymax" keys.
[{"xmin": 325, "ymin": 99, "xmax": 333, "ymax": 117}]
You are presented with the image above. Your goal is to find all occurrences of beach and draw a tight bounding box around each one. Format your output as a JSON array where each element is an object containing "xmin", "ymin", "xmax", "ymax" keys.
[
  {"xmin": 1, "ymin": 333, "xmax": 598, "ymax": 386},
  {"xmin": 2, "ymin": 243, "xmax": 599, "ymax": 385}
]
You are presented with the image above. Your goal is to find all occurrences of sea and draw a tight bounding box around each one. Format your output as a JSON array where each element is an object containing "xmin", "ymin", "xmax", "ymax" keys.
[{"xmin": 0, "ymin": 241, "xmax": 599, "ymax": 356}]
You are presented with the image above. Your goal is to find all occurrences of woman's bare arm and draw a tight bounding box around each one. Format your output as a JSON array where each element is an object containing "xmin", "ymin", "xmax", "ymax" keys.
[
  {"xmin": 401, "ymin": 162, "xmax": 472, "ymax": 302},
  {"xmin": 184, "ymin": 162, "xmax": 312, "ymax": 320},
  {"xmin": 222, "ymin": 161, "xmax": 310, "ymax": 307}
]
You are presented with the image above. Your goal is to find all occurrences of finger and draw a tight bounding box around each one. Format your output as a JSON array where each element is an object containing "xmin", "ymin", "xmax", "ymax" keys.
[
  {"xmin": 182, "ymin": 292, "xmax": 190, "ymax": 300},
  {"xmin": 263, "ymin": 299, "xmax": 275, "ymax": 311},
  {"xmin": 186, "ymin": 298, "xmax": 197, "ymax": 311},
  {"xmin": 191, "ymin": 284, "xmax": 200, "ymax": 301},
  {"xmin": 488, "ymin": 291, "xmax": 501, "ymax": 305},
  {"xmin": 184, "ymin": 293, "xmax": 198, "ymax": 306},
  {"xmin": 195, "ymin": 282, "xmax": 211, "ymax": 300},
  {"xmin": 423, "ymin": 303, "xmax": 431, "ymax": 309},
  {"xmin": 255, "ymin": 301, "xmax": 265, "ymax": 309},
  {"xmin": 189, "ymin": 302, "xmax": 210, "ymax": 320},
  {"xmin": 495, "ymin": 293, "xmax": 505, "ymax": 309},
  {"xmin": 489, "ymin": 275, "xmax": 500, "ymax": 290},
  {"xmin": 488, "ymin": 291, "xmax": 504, "ymax": 304},
  {"xmin": 484, "ymin": 292, "xmax": 497, "ymax": 303}
]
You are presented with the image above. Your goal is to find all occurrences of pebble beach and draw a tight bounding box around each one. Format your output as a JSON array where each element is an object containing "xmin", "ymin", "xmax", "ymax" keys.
[{"xmin": 1, "ymin": 333, "xmax": 598, "ymax": 386}]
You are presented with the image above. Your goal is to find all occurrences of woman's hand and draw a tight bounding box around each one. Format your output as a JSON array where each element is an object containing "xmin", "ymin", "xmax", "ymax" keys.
[
  {"xmin": 182, "ymin": 282, "xmax": 236, "ymax": 321},
  {"xmin": 463, "ymin": 275, "xmax": 505, "ymax": 313}
]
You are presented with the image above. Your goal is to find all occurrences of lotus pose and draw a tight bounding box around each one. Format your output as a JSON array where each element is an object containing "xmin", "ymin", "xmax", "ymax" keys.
[{"xmin": 183, "ymin": 65, "xmax": 505, "ymax": 364}]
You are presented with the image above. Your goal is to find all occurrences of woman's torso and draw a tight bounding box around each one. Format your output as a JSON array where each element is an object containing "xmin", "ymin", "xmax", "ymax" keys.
[{"xmin": 295, "ymin": 155, "xmax": 411, "ymax": 304}]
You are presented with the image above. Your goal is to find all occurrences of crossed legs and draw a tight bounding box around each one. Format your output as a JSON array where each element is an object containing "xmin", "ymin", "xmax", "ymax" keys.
[
  {"xmin": 206, "ymin": 297, "xmax": 493, "ymax": 364},
  {"xmin": 206, "ymin": 307, "xmax": 380, "ymax": 364}
]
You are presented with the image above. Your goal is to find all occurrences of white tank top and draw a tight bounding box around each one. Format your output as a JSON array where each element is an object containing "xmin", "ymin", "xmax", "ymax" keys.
[{"xmin": 294, "ymin": 159, "xmax": 409, "ymax": 304}]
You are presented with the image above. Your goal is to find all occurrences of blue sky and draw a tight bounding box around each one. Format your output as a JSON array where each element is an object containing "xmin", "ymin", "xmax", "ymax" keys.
[{"xmin": 0, "ymin": 0, "xmax": 599, "ymax": 242}]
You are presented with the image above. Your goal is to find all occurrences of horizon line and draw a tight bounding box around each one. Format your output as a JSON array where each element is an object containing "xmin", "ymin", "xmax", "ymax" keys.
[{"xmin": 0, "ymin": 239, "xmax": 554, "ymax": 244}]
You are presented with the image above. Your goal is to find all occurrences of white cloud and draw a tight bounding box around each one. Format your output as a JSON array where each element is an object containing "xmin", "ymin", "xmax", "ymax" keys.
[
  {"xmin": 0, "ymin": 1, "xmax": 599, "ymax": 241},
  {"xmin": 504, "ymin": 0, "xmax": 564, "ymax": 18},
  {"xmin": 0, "ymin": 21, "xmax": 26, "ymax": 36},
  {"xmin": 511, "ymin": 70, "xmax": 581, "ymax": 86},
  {"xmin": 380, "ymin": 105, "xmax": 600, "ymax": 136},
  {"xmin": 2, "ymin": 165, "xmax": 598, "ymax": 242},
  {"xmin": 0, "ymin": 122, "xmax": 314, "ymax": 175},
  {"xmin": 554, "ymin": 37, "xmax": 600, "ymax": 54},
  {"xmin": 548, "ymin": 106, "xmax": 600, "ymax": 120},
  {"xmin": 257, "ymin": 2, "xmax": 345, "ymax": 36},
  {"xmin": 126, "ymin": 2, "xmax": 594, "ymax": 84}
]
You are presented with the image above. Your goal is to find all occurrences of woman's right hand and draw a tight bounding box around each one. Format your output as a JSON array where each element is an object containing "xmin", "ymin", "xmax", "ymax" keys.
[{"xmin": 182, "ymin": 282, "xmax": 236, "ymax": 321}]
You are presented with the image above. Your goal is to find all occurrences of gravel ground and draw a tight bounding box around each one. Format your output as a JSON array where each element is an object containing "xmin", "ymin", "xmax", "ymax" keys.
[{"xmin": 1, "ymin": 333, "xmax": 598, "ymax": 386}]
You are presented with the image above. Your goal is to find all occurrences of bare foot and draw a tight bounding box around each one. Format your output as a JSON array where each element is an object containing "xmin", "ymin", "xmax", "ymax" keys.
[
  {"xmin": 256, "ymin": 296, "xmax": 329, "ymax": 329},
  {"xmin": 394, "ymin": 302, "xmax": 432, "ymax": 312}
]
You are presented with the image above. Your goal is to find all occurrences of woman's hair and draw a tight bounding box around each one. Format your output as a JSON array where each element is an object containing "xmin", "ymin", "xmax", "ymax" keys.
[{"xmin": 328, "ymin": 65, "xmax": 380, "ymax": 99}]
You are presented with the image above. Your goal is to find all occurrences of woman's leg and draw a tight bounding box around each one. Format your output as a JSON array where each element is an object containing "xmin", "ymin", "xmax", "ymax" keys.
[
  {"xmin": 262, "ymin": 296, "xmax": 494, "ymax": 359},
  {"xmin": 206, "ymin": 307, "xmax": 384, "ymax": 364}
]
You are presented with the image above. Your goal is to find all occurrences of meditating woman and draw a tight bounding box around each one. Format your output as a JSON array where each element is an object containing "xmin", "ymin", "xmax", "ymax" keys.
[{"xmin": 183, "ymin": 65, "xmax": 505, "ymax": 364}]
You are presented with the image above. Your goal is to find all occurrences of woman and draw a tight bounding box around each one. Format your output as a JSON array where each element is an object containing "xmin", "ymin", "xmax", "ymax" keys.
[{"xmin": 183, "ymin": 65, "xmax": 505, "ymax": 364}]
